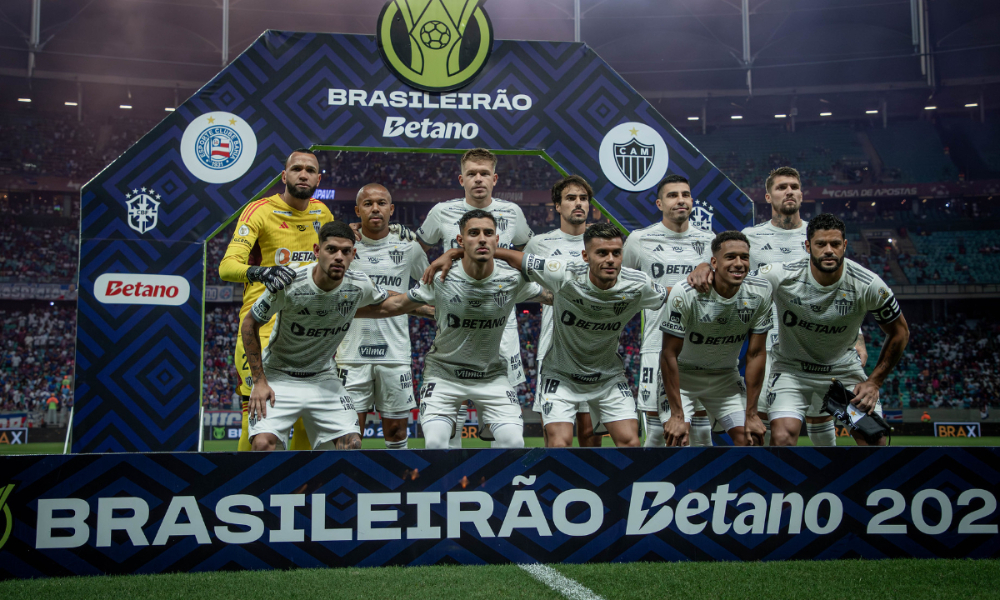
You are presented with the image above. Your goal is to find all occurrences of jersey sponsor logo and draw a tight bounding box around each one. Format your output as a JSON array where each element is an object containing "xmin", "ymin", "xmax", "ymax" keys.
[
  {"xmin": 446, "ymin": 314, "xmax": 507, "ymax": 330},
  {"xmin": 94, "ymin": 273, "xmax": 190, "ymax": 306},
  {"xmin": 715, "ymin": 316, "xmax": 728, "ymax": 324},
  {"xmin": 252, "ymin": 298, "xmax": 271, "ymax": 320},
  {"xmin": 672, "ymin": 246, "xmax": 683, "ymax": 253},
  {"xmin": 572, "ymin": 372, "xmax": 601, "ymax": 384},
  {"xmin": 664, "ymin": 311, "xmax": 683, "ymax": 331},
  {"xmin": 455, "ymin": 368, "xmax": 487, "ymax": 380},
  {"xmin": 468, "ymin": 299, "xmax": 482, "ymax": 307},
  {"xmin": 369, "ymin": 275, "xmax": 403, "ymax": 287},
  {"xmin": 125, "ymin": 188, "xmax": 161, "ymax": 234},
  {"xmin": 526, "ymin": 255, "xmax": 545, "ymax": 271},
  {"xmin": 688, "ymin": 331, "xmax": 747, "ymax": 345},
  {"xmin": 780, "ymin": 247, "xmax": 792, "ymax": 254},
  {"xmin": 799, "ymin": 361, "xmax": 833, "ymax": 374},
  {"xmin": 367, "ymin": 256, "xmax": 381, "ymax": 264},
  {"xmin": 180, "ymin": 112, "xmax": 257, "ymax": 184},
  {"xmin": 782, "ymin": 311, "xmax": 848, "ymax": 334},
  {"xmin": 809, "ymin": 304, "xmax": 822, "ymax": 313},
  {"xmin": 690, "ymin": 199, "xmax": 714, "ymax": 233},
  {"xmin": 296, "ymin": 225, "xmax": 308, "ymax": 232},
  {"xmin": 650, "ymin": 263, "xmax": 693, "ymax": 278},
  {"xmin": 389, "ymin": 248, "xmax": 404, "ymax": 265},
  {"xmin": 309, "ymin": 209, "xmax": 323, "ymax": 215},
  {"xmin": 359, "ymin": 345, "xmax": 389, "ymax": 358},
  {"xmin": 560, "ymin": 310, "xmax": 622, "ymax": 331},
  {"xmin": 274, "ymin": 249, "xmax": 315, "ymax": 265},
  {"xmin": 289, "ymin": 322, "xmax": 350, "ymax": 338},
  {"xmin": 273, "ymin": 210, "xmax": 293, "ymax": 216},
  {"xmin": 834, "ymin": 295, "xmax": 854, "ymax": 316},
  {"xmin": 599, "ymin": 122, "xmax": 669, "ymax": 192}
]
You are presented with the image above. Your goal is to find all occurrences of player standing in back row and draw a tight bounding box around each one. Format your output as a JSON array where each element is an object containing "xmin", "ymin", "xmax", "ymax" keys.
[
  {"xmin": 622, "ymin": 174, "xmax": 713, "ymax": 447},
  {"xmin": 522, "ymin": 175, "xmax": 602, "ymax": 447},
  {"xmin": 688, "ymin": 166, "xmax": 867, "ymax": 446},
  {"xmin": 753, "ymin": 214, "xmax": 909, "ymax": 447},
  {"xmin": 414, "ymin": 148, "xmax": 533, "ymax": 445},
  {"xmin": 336, "ymin": 184, "xmax": 429, "ymax": 450},
  {"xmin": 220, "ymin": 148, "xmax": 334, "ymax": 451}
]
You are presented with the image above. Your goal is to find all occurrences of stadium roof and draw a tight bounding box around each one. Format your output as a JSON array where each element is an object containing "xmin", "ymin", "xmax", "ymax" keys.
[{"xmin": 1, "ymin": 0, "xmax": 997, "ymax": 121}]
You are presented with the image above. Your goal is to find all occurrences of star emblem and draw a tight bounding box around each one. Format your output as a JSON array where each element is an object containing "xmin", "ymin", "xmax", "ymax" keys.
[
  {"xmin": 229, "ymin": 118, "xmax": 237, "ymax": 125},
  {"xmin": 141, "ymin": 187, "xmax": 147, "ymax": 192},
  {"xmin": 628, "ymin": 127, "xmax": 639, "ymax": 136},
  {"xmin": 207, "ymin": 116, "xmax": 216, "ymax": 124},
  {"xmin": 132, "ymin": 189, "xmax": 138, "ymax": 194}
]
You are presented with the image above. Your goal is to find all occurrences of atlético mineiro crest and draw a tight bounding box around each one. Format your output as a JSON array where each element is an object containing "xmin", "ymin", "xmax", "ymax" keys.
[
  {"xmin": 834, "ymin": 295, "xmax": 854, "ymax": 316},
  {"xmin": 389, "ymin": 248, "xmax": 404, "ymax": 265},
  {"xmin": 691, "ymin": 240, "xmax": 705, "ymax": 256},
  {"xmin": 613, "ymin": 300, "xmax": 630, "ymax": 316},
  {"xmin": 737, "ymin": 303, "xmax": 753, "ymax": 324},
  {"xmin": 614, "ymin": 138, "xmax": 654, "ymax": 186},
  {"xmin": 125, "ymin": 187, "xmax": 161, "ymax": 234},
  {"xmin": 690, "ymin": 199, "xmax": 714, "ymax": 233},
  {"xmin": 493, "ymin": 289, "xmax": 510, "ymax": 307}
]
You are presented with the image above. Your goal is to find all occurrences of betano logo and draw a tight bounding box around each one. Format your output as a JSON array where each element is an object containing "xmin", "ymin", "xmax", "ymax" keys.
[
  {"xmin": 376, "ymin": 0, "xmax": 494, "ymax": 92},
  {"xmin": 0, "ymin": 483, "xmax": 14, "ymax": 550},
  {"xmin": 94, "ymin": 273, "xmax": 191, "ymax": 306}
]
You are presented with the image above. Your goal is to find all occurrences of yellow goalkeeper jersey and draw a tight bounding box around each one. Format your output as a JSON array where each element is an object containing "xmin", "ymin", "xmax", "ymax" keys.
[{"xmin": 219, "ymin": 194, "xmax": 335, "ymax": 326}]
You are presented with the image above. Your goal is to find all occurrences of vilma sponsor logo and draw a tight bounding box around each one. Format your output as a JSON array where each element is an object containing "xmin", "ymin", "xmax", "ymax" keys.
[
  {"xmin": 180, "ymin": 112, "xmax": 258, "ymax": 184},
  {"xmin": 94, "ymin": 273, "xmax": 191, "ymax": 306},
  {"xmin": 376, "ymin": 0, "xmax": 494, "ymax": 93}
]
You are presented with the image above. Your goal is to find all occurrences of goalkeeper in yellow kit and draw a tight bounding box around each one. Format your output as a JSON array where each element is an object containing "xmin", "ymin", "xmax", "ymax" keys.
[{"xmin": 219, "ymin": 148, "xmax": 334, "ymax": 451}]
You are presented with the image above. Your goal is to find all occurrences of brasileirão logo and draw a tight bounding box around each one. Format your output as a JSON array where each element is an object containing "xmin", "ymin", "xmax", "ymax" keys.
[
  {"xmin": 0, "ymin": 483, "xmax": 14, "ymax": 550},
  {"xmin": 376, "ymin": 0, "xmax": 495, "ymax": 92}
]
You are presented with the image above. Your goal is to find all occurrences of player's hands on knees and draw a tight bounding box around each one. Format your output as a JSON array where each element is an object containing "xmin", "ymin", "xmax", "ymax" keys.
[
  {"xmin": 246, "ymin": 266, "xmax": 296, "ymax": 293},
  {"xmin": 663, "ymin": 414, "xmax": 690, "ymax": 447},
  {"xmin": 422, "ymin": 248, "xmax": 463, "ymax": 284},
  {"xmin": 851, "ymin": 380, "xmax": 880, "ymax": 414},
  {"xmin": 686, "ymin": 263, "xmax": 713, "ymax": 293},
  {"xmin": 248, "ymin": 382, "xmax": 275, "ymax": 420},
  {"xmin": 744, "ymin": 412, "xmax": 766, "ymax": 446}
]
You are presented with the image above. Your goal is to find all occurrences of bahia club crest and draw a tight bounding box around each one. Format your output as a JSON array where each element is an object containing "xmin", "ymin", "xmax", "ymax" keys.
[{"xmin": 377, "ymin": 0, "xmax": 495, "ymax": 92}]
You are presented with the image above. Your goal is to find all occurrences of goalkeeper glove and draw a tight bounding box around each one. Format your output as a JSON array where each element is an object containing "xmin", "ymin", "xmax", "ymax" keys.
[
  {"xmin": 246, "ymin": 266, "xmax": 296, "ymax": 293},
  {"xmin": 389, "ymin": 223, "xmax": 417, "ymax": 242}
]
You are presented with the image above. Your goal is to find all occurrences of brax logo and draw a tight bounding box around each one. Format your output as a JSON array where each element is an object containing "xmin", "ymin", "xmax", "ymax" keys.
[{"xmin": 94, "ymin": 273, "xmax": 190, "ymax": 306}]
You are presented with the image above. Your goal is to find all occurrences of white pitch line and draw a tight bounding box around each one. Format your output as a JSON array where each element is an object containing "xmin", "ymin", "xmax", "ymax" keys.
[{"xmin": 518, "ymin": 563, "xmax": 607, "ymax": 600}]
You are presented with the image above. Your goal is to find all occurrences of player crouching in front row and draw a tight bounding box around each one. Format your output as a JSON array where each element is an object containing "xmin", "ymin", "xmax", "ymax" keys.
[
  {"xmin": 241, "ymin": 221, "xmax": 433, "ymax": 451},
  {"xmin": 659, "ymin": 231, "xmax": 773, "ymax": 447}
]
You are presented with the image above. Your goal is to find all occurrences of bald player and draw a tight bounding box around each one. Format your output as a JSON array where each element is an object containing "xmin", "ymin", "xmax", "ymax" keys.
[
  {"xmin": 220, "ymin": 148, "xmax": 334, "ymax": 451},
  {"xmin": 336, "ymin": 184, "xmax": 429, "ymax": 449}
]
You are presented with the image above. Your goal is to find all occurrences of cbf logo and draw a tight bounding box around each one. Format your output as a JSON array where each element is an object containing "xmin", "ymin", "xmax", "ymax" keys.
[
  {"xmin": 690, "ymin": 199, "xmax": 714, "ymax": 233},
  {"xmin": 0, "ymin": 483, "xmax": 13, "ymax": 551},
  {"xmin": 599, "ymin": 122, "xmax": 669, "ymax": 192},
  {"xmin": 376, "ymin": 0, "xmax": 494, "ymax": 92},
  {"xmin": 180, "ymin": 112, "xmax": 258, "ymax": 184},
  {"xmin": 125, "ymin": 187, "xmax": 161, "ymax": 234}
]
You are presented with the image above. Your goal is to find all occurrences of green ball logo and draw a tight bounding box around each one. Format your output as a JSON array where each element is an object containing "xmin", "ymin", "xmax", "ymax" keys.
[{"xmin": 377, "ymin": 0, "xmax": 495, "ymax": 92}]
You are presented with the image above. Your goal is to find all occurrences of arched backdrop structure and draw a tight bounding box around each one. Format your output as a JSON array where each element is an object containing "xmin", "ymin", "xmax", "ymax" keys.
[{"xmin": 74, "ymin": 31, "xmax": 751, "ymax": 452}]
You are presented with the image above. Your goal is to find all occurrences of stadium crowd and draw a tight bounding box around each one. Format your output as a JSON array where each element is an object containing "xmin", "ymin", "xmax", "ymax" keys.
[
  {"xmin": 0, "ymin": 227, "xmax": 79, "ymax": 283},
  {"xmin": 0, "ymin": 305, "xmax": 75, "ymax": 426}
]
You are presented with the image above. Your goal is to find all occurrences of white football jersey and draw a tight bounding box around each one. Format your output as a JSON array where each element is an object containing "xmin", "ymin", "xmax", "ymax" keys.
[
  {"xmin": 521, "ymin": 228, "xmax": 584, "ymax": 362},
  {"xmin": 407, "ymin": 260, "xmax": 541, "ymax": 382},
  {"xmin": 524, "ymin": 254, "xmax": 666, "ymax": 383},
  {"xmin": 415, "ymin": 197, "xmax": 534, "ymax": 372},
  {"xmin": 659, "ymin": 277, "xmax": 773, "ymax": 371},
  {"xmin": 622, "ymin": 222, "xmax": 714, "ymax": 355},
  {"xmin": 337, "ymin": 234, "xmax": 429, "ymax": 365},
  {"xmin": 742, "ymin": 220, "xmax": 808, "ymax": 349},
  {"xmin": 754, "ymin": 258, "xmax": 901, "ymax": 376},
  {"xmin": 251, "ymin": 265, "xmax": 388, "ymax": 376}
]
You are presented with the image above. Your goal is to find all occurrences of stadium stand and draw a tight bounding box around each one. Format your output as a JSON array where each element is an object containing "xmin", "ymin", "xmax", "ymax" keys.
[
  {"xmin": 0, "ymin": 226, "xmax": 79, "ymax": 283},
  {"xmin": 867, "ymin": 121, "xmax": 958, "ymax": 183},
  {"xmin": 0, "ymin": 305, "xmax": 75, "ymax": 426}
]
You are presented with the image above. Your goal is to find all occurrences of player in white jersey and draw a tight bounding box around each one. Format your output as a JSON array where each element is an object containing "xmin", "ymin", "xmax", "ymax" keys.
[
  {"xmin": 414, "ymin": 148, "xmax": 534, "ymax": 445},
  {"xmin": 242, "ymin": 222, "xmax": 432, "ymax": 451},
  {"xmin": 336, "ymin": 184, "xmax": 430, "ymax": 450},
  {"xmin": 689, "ymin": 166, "xmax": 867, "ymax": 446},
  {"xmin": 753, "ymin": 214, "xmax": 909, "ymax": 447},
  {"xmin": 659, "ymin": 231, "xmax": 772, "ymax": 447},
  {"xmin": 622, "ymin": 174, "xmax": 714, "ymax": 447},
  {"xmin": 522, "ymin": 175, "xmax": 601, "ymax": 447},
  {"xmin": 408, "ymin": 210, "xmax": 549, "ymax": 449}
]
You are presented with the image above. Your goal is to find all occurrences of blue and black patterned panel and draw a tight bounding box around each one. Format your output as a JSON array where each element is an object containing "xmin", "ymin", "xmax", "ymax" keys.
[
  {"xmin": 76, "ymin": 32, "xmax": 751, "ymax": 451},
  {"xmin": 1, "ymin": 448, "xmax": 996, "ymax": 578},
  {"xmin": 73, "ymin": 240, "xmax": 204, "ymax": 453}
]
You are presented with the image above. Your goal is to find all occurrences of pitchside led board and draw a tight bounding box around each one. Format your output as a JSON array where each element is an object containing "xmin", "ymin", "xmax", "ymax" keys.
[{"xmin": 73, "ymin": 0, "xmax": 751, "ymax": 452}]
